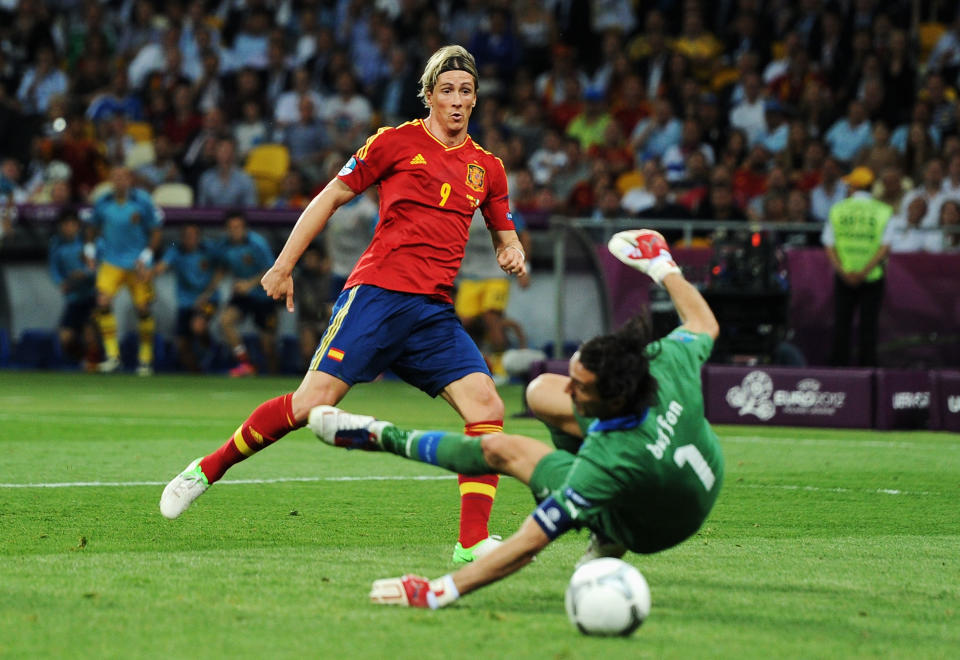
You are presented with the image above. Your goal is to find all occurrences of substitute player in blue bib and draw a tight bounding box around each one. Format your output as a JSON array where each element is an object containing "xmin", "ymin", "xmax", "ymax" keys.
[
  {"xmin": 309, "ymin": 229, "xmax": 724, "ymax": 609},
  {"xmin": 155, "ymin": 224, "xmax": 222, "ymax": 372},
  {"xmin": 85, "ymin": 166, "xmax": 164, "ymax": 375},
  {"xmin": 49, "ymin": 209, "xmax": 100, "ymax": 367},
  {"xmin": 216, "ymin": 210, "xmax": 278, "ymax": 376}
]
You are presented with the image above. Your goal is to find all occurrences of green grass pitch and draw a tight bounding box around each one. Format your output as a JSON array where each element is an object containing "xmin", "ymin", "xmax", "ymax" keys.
[{"xmin": 1, "ymin": 372, "xmax": 957, "ymax": 659}]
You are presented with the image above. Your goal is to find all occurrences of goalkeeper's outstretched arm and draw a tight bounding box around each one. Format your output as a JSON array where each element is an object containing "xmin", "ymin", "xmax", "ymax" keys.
[
  {"xmin": 608, "ymin": 228, "xmax": 719, "ymax": 340},
  {"xmin": 662, "ymin": 272, "xmax": 719, "ymax": 340}
]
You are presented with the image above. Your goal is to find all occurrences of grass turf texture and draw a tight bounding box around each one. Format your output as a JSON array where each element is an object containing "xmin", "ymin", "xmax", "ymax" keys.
[{"xmin": 0, "ymin": 372, "xmax": 957, "ymax": 659}]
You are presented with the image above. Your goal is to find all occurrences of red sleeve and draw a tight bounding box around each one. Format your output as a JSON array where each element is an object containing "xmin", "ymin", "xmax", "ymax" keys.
[
  {"xmin": 480, "ymin": 155, "xmax": 514, "ymax": 231},
  {"xmin": 336, "ymin": 127, "xmax": 397, "ymax": 194}
]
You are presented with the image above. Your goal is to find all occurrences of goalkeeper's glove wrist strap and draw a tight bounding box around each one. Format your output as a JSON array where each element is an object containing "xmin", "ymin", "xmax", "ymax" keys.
[
  {"xmin": 648, "ymin": 254, "xmax": 681, "ymax": 285},
  {"xmin": 427, "ymin": 574, "xmax": 460, "ymax": 609}
]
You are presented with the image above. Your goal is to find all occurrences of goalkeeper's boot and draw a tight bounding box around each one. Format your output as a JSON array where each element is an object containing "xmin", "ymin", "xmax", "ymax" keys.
[
  {"xmin": 452, "ymin": 535, "xmax": 503, "ymax": 565},
  {"xmin": 307, "ymin": 405, "xmax": 391, "ymax": 450},
  {"xmin": 159, "ymin": 457, "xmax": 209, "ymax": 519},
  {"xmin": 575, "ymin": 531, "xmax": 627, "ymax": 568}
]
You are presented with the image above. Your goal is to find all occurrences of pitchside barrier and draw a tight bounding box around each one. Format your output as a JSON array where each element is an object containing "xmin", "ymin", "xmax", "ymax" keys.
[{"xmin": 525, "ymin": 360, "xmax": 958, "ymax": 431}]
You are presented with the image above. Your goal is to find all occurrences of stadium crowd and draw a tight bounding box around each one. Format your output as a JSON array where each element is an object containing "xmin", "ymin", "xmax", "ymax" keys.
[{"xmin": 1, "ymin": 0, "xmax": 960, "ymax": 372}]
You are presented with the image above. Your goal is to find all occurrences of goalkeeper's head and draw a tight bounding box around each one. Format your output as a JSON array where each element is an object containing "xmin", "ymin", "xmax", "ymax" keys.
[{"xmin": 572, "ymin": 315, "xmax": 660, "ymax": 419}]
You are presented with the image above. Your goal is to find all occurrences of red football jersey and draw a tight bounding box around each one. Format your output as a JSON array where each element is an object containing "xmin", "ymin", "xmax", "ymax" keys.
[{"xmin": 337, "ymin": 119, "xmax": 514, "ymax": 302}]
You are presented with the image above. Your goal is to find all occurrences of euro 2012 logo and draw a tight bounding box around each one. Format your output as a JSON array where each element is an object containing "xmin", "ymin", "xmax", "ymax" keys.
[{"xmin": 726, "ymin": 371, "xmax": 776, "ymax": 421}]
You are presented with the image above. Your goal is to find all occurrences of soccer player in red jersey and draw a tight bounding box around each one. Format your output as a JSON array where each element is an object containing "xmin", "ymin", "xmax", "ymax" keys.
[{"xmin": 160, "ymin": 45, "xmax": 527, "ymax": 564}]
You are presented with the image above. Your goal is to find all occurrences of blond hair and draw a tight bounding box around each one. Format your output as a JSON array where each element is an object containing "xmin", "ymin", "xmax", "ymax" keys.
[{"xmin": 418, "ymin": 45, "xmax": 478, "ymax": 108}]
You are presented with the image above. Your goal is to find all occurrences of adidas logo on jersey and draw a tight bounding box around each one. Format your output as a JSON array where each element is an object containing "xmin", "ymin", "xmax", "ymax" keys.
[{"xmin": 409, "ymin": 153, "xmax": 427, "ymax": 165}]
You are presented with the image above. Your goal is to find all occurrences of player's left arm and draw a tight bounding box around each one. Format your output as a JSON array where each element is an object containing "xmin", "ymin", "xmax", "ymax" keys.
[
  {"xmin": 136, "ymin": 195, "xmax": 164, "ymax": 277},
  {"xmin": 490, "ymin": 228, "xmax": 527, "ymax": 277},
  {"xmin": 481, "ymin": 156, "xmax": 526, "ymax": 277}
]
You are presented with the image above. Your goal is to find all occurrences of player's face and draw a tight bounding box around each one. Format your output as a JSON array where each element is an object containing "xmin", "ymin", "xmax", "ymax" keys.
[
  {"xmin": 111, "ymin": 168, "xmax": 132, "ymax": 195},
  {"xmin": 426, "ymin": 70, "xmax": 476, "ymax": 136},
  {"xmin": 566, "ymin": 353, "xmax": 613, "ymax": 419},
  {"xmin": 59, "ymin": 218, "xmax": 80, "ymax": 241},
  {"xmin": 226, "ymin": 217, "xmax": 246, "ymax": 243},
  {"xmin": 182, "ymin": 225, "xmax": 199, "ymax": 251}
]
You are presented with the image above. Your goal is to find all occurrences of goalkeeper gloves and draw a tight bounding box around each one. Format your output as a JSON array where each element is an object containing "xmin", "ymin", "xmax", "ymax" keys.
[
  {"xmin": 607, "ymin": 229, "xmax": 681, "ymax": 285},
  {"xmin": 369, "ymin": 574, "xmax": 460, "ymax": 609}
]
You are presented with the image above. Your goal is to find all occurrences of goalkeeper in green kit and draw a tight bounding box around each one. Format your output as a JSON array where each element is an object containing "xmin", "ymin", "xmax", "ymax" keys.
[{"xmin": 310, "ymin": 229, "xmax": 724, "ymax": 609}]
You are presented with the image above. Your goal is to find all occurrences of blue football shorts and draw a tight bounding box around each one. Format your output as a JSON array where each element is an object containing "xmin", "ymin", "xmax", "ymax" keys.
[{"xmin": 308, "ymin": 284, "xmax": 490, "ymax": 396}]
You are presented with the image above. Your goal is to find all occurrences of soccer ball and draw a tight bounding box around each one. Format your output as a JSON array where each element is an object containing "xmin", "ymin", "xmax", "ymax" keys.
[{"xmin": 565, "ymin": 558, "xmax": 651, "ymax": 636}]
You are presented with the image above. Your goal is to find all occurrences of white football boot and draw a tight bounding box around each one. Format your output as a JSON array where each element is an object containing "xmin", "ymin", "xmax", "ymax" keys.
[
  {"xmin": 307, "ymin": 405, "xmax": 391, "ymax": 450},
  {"xmin": 159, "ymin": 457, "xmax": 209, "ymax": 519}
]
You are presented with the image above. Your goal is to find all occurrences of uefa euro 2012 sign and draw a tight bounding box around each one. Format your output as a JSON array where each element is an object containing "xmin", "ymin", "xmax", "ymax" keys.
[{"xmin": 565, "ymin": 558, "xmax": 651, "ymax": 636}]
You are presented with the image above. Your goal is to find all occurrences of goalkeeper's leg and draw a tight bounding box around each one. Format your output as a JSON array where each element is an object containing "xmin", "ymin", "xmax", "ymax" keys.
[{"xmin": 308, "ymin": 405, "xmax": 552, "ymax": 485}]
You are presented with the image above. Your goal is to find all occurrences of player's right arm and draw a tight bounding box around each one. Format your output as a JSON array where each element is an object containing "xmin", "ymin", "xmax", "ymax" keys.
[{"xmin": 261, "ymin": 178, "xmax": 356, "ymax": 311}]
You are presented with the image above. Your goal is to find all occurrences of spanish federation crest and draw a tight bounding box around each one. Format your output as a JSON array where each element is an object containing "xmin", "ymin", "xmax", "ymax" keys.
[{"xmin": 466, "ymin": 163, "xmax": 485, "ymax": 192}]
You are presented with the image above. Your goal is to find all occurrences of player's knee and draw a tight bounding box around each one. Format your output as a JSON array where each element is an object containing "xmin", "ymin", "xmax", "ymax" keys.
[
  {"xmin": 291, "ymin": 380, "xmax": 344, "ymax": 418},
  {"xmin": 526, "ymin": 374, "xmax": 562, "ymax": 417},
  {"xmin": 479, "ymin": 385, "xmax": 505, "ymax": 420}
]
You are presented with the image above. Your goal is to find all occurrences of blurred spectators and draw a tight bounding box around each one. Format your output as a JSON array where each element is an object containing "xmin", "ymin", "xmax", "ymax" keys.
[
  {"xmin": 810, "ymin": 156, "xmax": 849, "ymax": 223},
  {"xmin": 0, "ymin": 0, "xmax": 955, "ymax": 264},
  {"xmin": 16, "ymin": 45, "xmax": 67, "ymax": 116},
  {"xmin": 899, "ymin": 157, "xmax": 947, "ymax": 229},
  {"xmin": 197, "ymin": 137, "xmax": 257, "ymax": 207},
  {"xmin": 320, "ymin": 70, "xmax": 373, "ymax": 154},
  {"xmin": 939, "ymin": 199, "xmax": 960, "ymax": 252},
  {"xmin": 888, "ymin": 195, "xmax": 941, "ymax": 253},
  {"xmin": 135, "ymin": 134, "xmax": 181, "ymax": 190},
  {"xmin": 825, "ymin": 100, "xmax": 872, "ymax": 163},
  {"xmin": 278, "ymin": 96, "xmax": 329, "ymax": 186},
  {"xmin": 631, "ymin": 97, "xmax": 682, "ymax": 164},
  {"xmin": 729, "ymin": 71, "xmax": 767, "ymax": 145},
  {"xmin": 274, "ymin": 67, "xmax": 324, "ymax": 128},
  {"xmin": 943, "ymin": 152, "xmax": 960, "ymax": 197}
]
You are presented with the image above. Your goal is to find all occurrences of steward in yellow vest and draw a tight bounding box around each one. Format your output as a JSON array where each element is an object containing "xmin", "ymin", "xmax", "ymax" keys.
[{"xmin": 820, "ymin": 167, "xmax": 893, "ymax": 366}]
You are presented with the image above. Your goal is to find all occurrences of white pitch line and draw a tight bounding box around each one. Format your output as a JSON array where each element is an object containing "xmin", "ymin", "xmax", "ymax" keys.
[
  {"xmin": 721, "ymin": 435, "xmax": 953, "ymax": 450},
  {"xmin": 0, "ymin": 474, "xmax": 456, "ymax": 488},
  {"xmin": 0, "ymin": 476, "xmax": 938, "ymax": 496},
  {"xmin": 737, "ymin": 483, "xmax": 934, "ymax": 496}
]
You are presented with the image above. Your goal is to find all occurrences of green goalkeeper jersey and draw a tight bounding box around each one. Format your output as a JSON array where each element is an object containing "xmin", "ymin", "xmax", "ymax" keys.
[{"xmin": 530, "ymin": 328, "xmax": 724, "ymax": 553}]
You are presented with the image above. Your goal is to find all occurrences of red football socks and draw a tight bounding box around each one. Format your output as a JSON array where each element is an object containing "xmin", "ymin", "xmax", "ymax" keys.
[
  {"xmin": 199, "ymin": 393, "xmax": 304, "ymax": 483},
  {"xmin": 457, "ymin": 420, "xmax": 503, "ymax": 547}
]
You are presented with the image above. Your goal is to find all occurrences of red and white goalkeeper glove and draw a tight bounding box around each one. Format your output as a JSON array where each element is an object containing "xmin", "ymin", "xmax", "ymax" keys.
[
  {"xmin": 607, "ymin": 229, "xmax": 681, "ymax": 285},
  {"xmin": 369, "ymin": 574, "xmax": 460, "ymax": 609}
]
